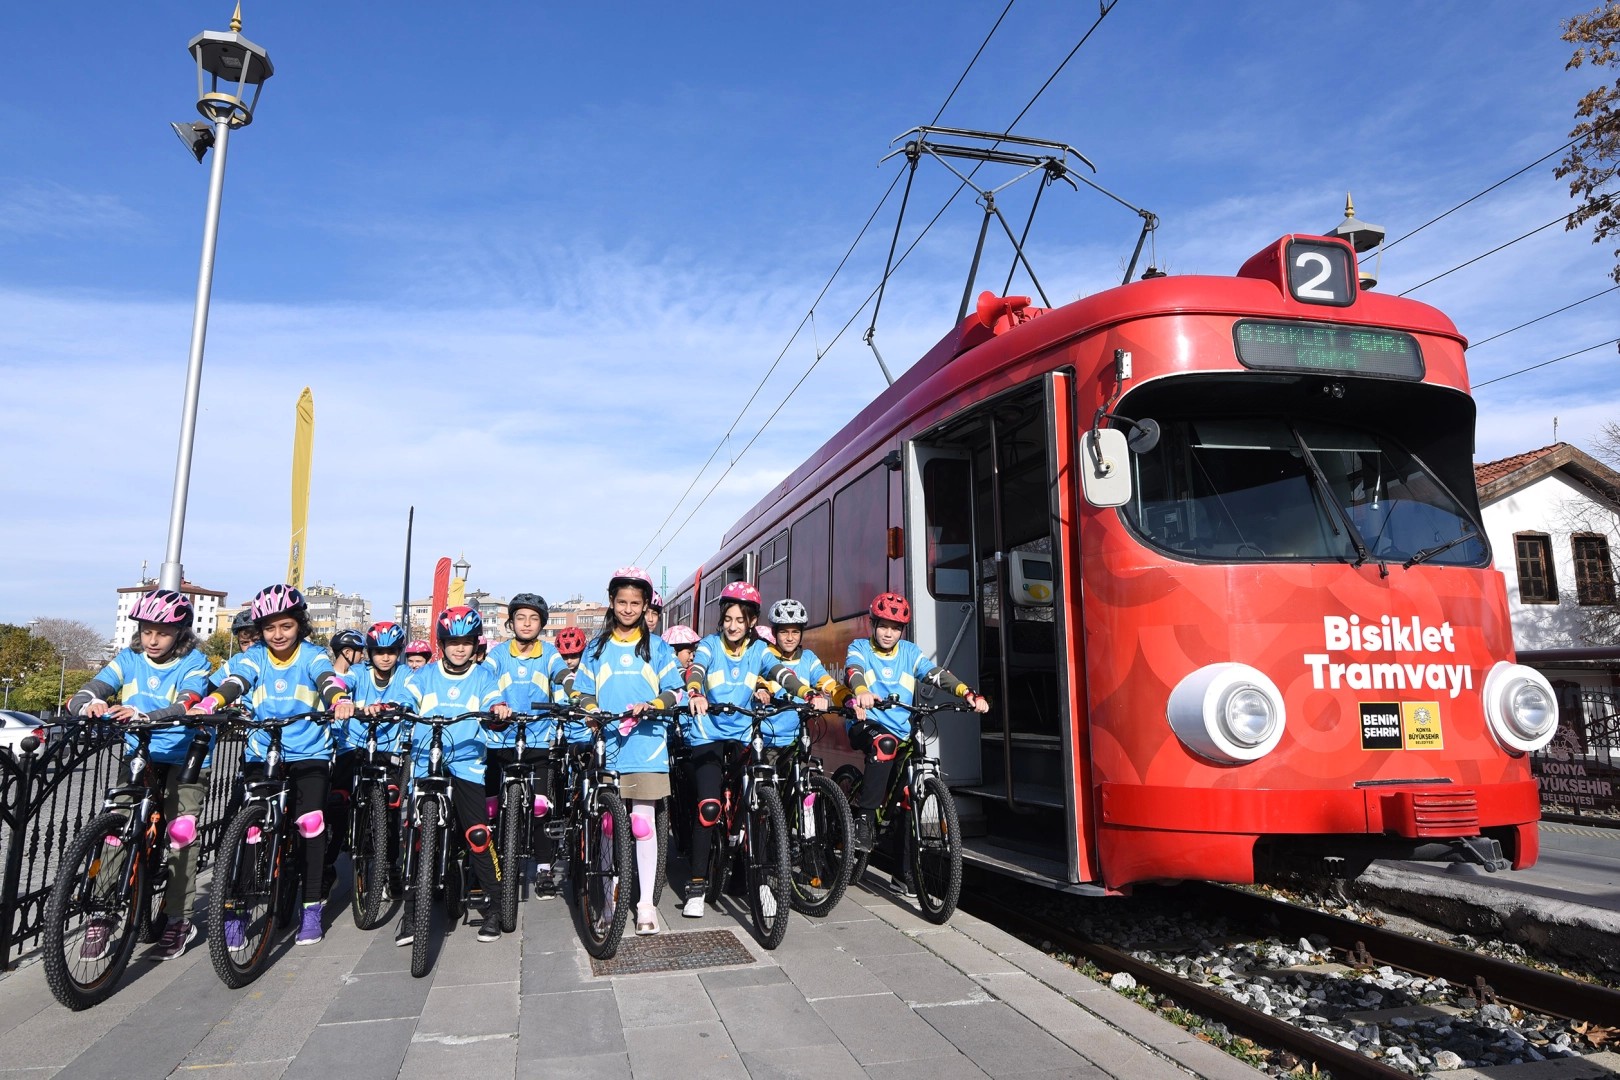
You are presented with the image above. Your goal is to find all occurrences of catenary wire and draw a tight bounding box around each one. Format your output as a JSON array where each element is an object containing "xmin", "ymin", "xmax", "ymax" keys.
[
  {"xmin": 1396, "ymin": 205, "xmax": 1594, "ymax": 296},
  {"xmin": 1472, "ymin": 339, "xmax": 1619, "ymax": 389},
  {"xmin": 1468, "ymin": 284, "xmax": 1620, "ymax": 349},
  {"xmin": 1382, "ymin": 138, "xmax": 1578, "ymax": 252}
]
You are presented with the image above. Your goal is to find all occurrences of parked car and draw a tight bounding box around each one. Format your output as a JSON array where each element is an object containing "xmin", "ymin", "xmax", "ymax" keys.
[{"xmin": 0, "ymin": 710, "xmax": 49, "ymax": 754}]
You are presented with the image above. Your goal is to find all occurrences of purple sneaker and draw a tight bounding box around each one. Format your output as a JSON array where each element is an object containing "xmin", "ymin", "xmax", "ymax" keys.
[
  {"xmin": 79, "ymin": 917, "xmax": 115, "ymax": 960},
  {"xmin": 223, "ymin": 912, "xmax": 247, "ymax": 950},
  {"xmin": 295, "ymin": 901, "xmax": 324, "ymax": 946}
]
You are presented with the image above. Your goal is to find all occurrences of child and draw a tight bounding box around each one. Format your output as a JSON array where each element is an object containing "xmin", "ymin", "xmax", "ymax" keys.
[
  {"xmin": 386, "ymin": 606, "xmax": 511, "ymax": 943},
  {"xmin": 329, "ymin": 630, "xmax": 366, "ymax": 688},
  {"xmin": 483, "ymin": 592, "xmax": 569, "ymax": 898},
  {"xmin": 554, "ymin": 627, "xmax": 588, "ymax": 701},
  {"xmin": 403, "ymin": 639, "xmax": 432, "ymax": 670},
  {"xmin": 845, "ymin": 592, "xmax": 988, "ymax": 895},
  {"xmin": 573, "ymin": 567, "xmax": 683, "ymax": 935},
  {"xmin": 69, "ymin": 590, "xmax": 214, "ymax": 961},
  {"xmin": 231, "ymin": 609, "xmax": 260, "ymax": 654},
  {"xmin": 683, "ymin": 582, "xmax": 823, "ymax": 919},
  {"xmin": 646, "ymin": 590, "xmax": 664, "ymax": 633},
  {"xmin": 757, "ymin": 598, "xmax": 847, "ymax": 756},
  {"xmin": 662, "ymin": 625, "xmax": 700, "ymax": 698},
  {"xmin": 326, "ymin": 622, "xmax": 409, "ymax": 892},
  {"xmin": 197, "ymin": 585, "xmax": 353, "ymax": 945}
]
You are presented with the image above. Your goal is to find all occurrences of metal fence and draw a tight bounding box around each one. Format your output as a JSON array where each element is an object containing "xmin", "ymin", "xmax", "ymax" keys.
[
  {"xmin": 1531, "ymin": 688, "xmax": 1620, "ymax": 819},
  {"xmin": 0, "ymin": 716, "xmax": 246, "ymax": 968}
]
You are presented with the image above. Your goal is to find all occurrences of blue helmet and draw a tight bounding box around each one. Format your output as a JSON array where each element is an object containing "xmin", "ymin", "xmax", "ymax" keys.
[
  {"xmin": 366, "ymin": 621, "xmax": 405, "ymax": 651},
  {"xmin": 436, "ymin": 605, "xmax": 482, "ymax": 643}
]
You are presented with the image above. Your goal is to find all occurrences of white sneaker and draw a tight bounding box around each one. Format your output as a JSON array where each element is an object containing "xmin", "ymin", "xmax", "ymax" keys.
[
  {"xmin": 758, "ymin": 885, "xmax": 777, "ymax": 920},
  {"xmin": 682, "ymin": 893, "xmax": 705, "ymax": 918}
]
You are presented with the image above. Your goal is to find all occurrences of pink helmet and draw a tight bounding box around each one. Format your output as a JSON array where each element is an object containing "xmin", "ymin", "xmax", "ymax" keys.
[
  {"xmin": 663, "ymin": 625, "xmax": 700, "ymax": 647},
  {"xmin": 651, "ymin": 590, "xmax": 665, "ymax": 612},
  {"xmin": 250, "ymin": 584, "xmax": 307, "ymax": 624},
  {"xmin": 130, "ymin": 589, "xmax": 193, "ymax": 628},
  {"xmin": 719, "ymin": 581, "xmax": 762, "ymax": 611},
  {"xmin": 404, "ymin": 639, "xmax": 432, "ymax": 658},
  {"xmin": 607, "ymin": 566, "xmax": 654, "ymax": 600},
  {"xmin": 754, "ymin": 625, "xmax": 776, "ymax": 646}
]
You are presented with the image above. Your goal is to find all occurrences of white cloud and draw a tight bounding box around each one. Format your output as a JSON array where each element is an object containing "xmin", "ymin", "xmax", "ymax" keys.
[{"xmin": 0, "ymin": 181, "xmax": 145, "ymax": 237}]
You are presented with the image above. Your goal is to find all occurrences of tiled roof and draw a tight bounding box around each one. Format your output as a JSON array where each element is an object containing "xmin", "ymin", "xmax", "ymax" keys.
[{"xmin": 1474, "ymin": 444, "xmax": 1563, "ymax": 487}]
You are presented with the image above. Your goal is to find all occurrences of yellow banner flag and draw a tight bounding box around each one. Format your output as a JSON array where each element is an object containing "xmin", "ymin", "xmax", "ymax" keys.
[
  {"xmin": 288, "ymin": 387, "xmax": 314, "ymax": 589},
  {"xmin": 447, "ymin": 577, "xmax": 466, "ymax": 607}
]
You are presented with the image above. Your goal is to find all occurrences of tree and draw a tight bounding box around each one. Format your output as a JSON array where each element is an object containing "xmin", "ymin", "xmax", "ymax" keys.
[
  {"xmin": 1557, "ymin": 2, "xmax": 1620, "ymax": 284},
  {"xmin": 29, "ymin": 618, "xmax": 110, "ymax": 670},
  {"xmin": 11, "ymin": 668, "xmax": 92, "ymax": 716},
  {"xmin": 1591, "ymin": 420, "xmax": 1620, "ymax": 468},
  {"xmin": 203, "ymin": 630, "xmax": 235, "ymax": 668},
  {"xmin": 0, "ymin": 624, "xmax": 57, "ymax": 686}
]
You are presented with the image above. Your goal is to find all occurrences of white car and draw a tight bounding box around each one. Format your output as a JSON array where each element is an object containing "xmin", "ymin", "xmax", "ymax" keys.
[{"xmin": 0, "ymin": 710, "xmax": 49, "ymax": 754}]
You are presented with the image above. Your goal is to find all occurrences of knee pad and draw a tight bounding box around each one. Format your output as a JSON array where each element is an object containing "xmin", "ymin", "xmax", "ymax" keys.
[
  {"xmin": 601, "ymin": 813, "xmax": 615, "ymax": 837},
  {"xmin": 166, "ymin": 815, "xmax": 198, "ymax": 850},
  {"xmin": 871, "ymin": 733, "xmax": 900, "ymax": 762},
  {"xmin": 696, "ymin": 798, "xmax": 723, "ymax": 828},
  {"xmin": 532, "ymin": 794, "xmax": 551, "ymax": 818},
  {"xmin": 386, "ymin": 783, "xmax": 402, "ymax": 809},
  {"xmin": 296, "ymin": 810, "xmax": 325, "ymax": 839},
  {"xmin": 486, "ymin": 796, "xmax": 500, "ymax": 821},
  {"xmin": 465, "ymin": 823, "xmax": 491, "ymax": 854},
  {"xmin": 244, "ymin": 826, "xmax": 261, "ymax": 845},
  {"xmin": 630, "ymin": 813, "xmax": 653, "ymax": 841},
  {"xmin": 102, "ymin": 835, "xmax": 123, "ymax": 849}
]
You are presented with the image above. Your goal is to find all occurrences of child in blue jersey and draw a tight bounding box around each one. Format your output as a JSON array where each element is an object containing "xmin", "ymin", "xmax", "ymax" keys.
[
  {"xmin": 662, "ymin": 625, "xmax": 700, "ymax": 705},
  {"xmin": 198, "ymin": 584, "xmax": 353, "ymax": 945},
  {"xmin": 683, "ymin": 582, "xmax": 823, "ymax": 919},
  {"xmin": 845, "ymin": 592, "xmax": 988, "ymax": 895},
  {"xmin": 555, "ymin": 627, "xmax": 588, "ymax": 702},
  {"xmin": 574, "ymin": 567, "xmax": 684, "ymax": 935},
  {"xmin": 384, "ymin": 605, "xmax": 511, "ymax": 944},
  {"xmin": 483, "ymin": 592, "xmax": 569, "ymax": 898},
  {"xmin": 69, "ymin": 590, "xmax": 214, "ymax": 962},
  {"xmin": 755, "ymin": 599, "xmax": 847, "ymax": 754},
  {"xmin": 324, "ymin": 622, "xmax": 409, "ymax": 892}
]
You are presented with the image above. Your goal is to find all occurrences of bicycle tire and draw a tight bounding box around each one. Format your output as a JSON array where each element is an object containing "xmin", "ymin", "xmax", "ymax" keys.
[
  {"xmin": 498, "ymin": 782, "xmax": 526, "ymax": 933},
  {"xmin": 652, "ymin": 797, "xmax": 668, "ymax": 906},
  {"xmin": 350, "ymin": 786, "xmax": 388, "ymax": 930},
  {"xmin": 910, "ymin": 775, "xmax": 962, "ymax": 925},
  {"xmin": 42, "ymin": 811, "xmax": 143, "ymax": 1010},
  {"xmin": 207, "ymin": 803, "xmax": 278, "ymax": 989},
  {"xmin": 831, "ymin": 765, "xmax": 870, "ymax": 885},
  {"xmin": 789, "ymin": 773, "xmax": 854, "ymax": 917},
  {"xmin": 746, "ymin": 787, "xmax": 791, "ymax": 950},
  {"xmin": 411, "ymin": 801, "xmax": 439, "ymax": 978},
  {"xmin": 273, "ymin": 829, "xmax": 300, "ymax": 932},
  {"xmin": 140, "ymin": 826, "xmax": 171, "ymax": 944},
  {"xmin": 574, "ymin": 790, "xmax": 632, "ymax": 959},
  {"xmin": 704, "ymin": 818, "xmax": 730, "ymax": 906}
]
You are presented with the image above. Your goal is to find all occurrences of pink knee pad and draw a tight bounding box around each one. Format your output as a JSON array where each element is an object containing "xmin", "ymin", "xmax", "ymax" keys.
[
  {"xmin": 102, "ymin": 835, "xmax": 123, "ymax": 849},
  {"xmin": 630, "ymin": 814, "xmax": 653, "ymax": 841},
  {"xmin": 296, "ymin": 810, "xmax": 324, "ymax": 839},
  {"xmin": 802, "ymin": 793, "xmax": 817, "ymax": 810},
  {"xmin": 487, "ymin": 796, "xmax": 500, "ymax": 821},
  {"xmin": 245, "ymin": 826, "xmax": 262, "ymax": 845},
  {"xmin": 601, "ymin": 813, "xmax": 614, "ymax": 836},
  {"xmin": 532, "ymin": 795, "xmax": 551, "ymax": 818},
  {"xmin": 167, "ymin": 815, "xmax": 198, "ymax": 850}
]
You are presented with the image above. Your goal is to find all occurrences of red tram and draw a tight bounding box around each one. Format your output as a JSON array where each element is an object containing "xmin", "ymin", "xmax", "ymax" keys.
[{"xmin": 666, "ymin": 232, "xmax": 1557, "ymax": 891}]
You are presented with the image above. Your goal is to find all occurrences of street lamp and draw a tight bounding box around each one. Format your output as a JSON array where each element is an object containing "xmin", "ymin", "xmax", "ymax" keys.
[
  {"xmin": 158, "ymin": 4, "xmax": 275, "ymax": 593},
  {"xmin": 1, "ymin": 678, "xmax": 13, "ymax": 710},
  {"xmin": 453, "ymin": 555, "xmax": 471, "ymax": 583}
]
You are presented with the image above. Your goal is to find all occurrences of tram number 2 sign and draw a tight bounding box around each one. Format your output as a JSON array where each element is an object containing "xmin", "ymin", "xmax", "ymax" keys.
[{"xmin": 1286, "ymin": 239, "xmax": 1356, "ymax": 307}]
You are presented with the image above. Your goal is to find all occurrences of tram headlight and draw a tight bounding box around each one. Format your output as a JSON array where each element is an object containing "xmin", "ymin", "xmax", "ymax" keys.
[
  {"xmin": 1167, "ymin": 664, "xmax": 1287, "ymax": 764},
  {"xmin": 1481, "ymin": 662, "xmax": 1558, "ymax": 753}
]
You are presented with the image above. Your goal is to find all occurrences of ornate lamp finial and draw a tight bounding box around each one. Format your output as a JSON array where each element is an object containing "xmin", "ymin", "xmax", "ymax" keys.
[{"xmin": 230, "ymin": 3, "xmax": 243, "ymax": 32}]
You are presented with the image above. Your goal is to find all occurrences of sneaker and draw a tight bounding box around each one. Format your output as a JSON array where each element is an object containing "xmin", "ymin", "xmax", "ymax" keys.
[
  {"xmin": 889, "ymin": 873, "xmax": 917, "ymax": 899},
  {"xmin": 534, "ymin": 867, "xmax": 558, "ymax": 900},
  {"xmin": 636, "ymin": 902, "xmax": 660, "ymax": 936},
  {"xmin": 79, "ymin": 917, "xmax": 115, "ymax": 961},
  {"xmin": 296, "ymin": 901, "xmax": 324, "ymax": 946},
  {"xmin": 394, "ymin": 916, "xmax": 413, "ymax": 947},
  {"xmin": 477, "ymin": 916, "xmax": 501, "ymax": 943},
  {"xmin": 148, "ymin": 917, "xmax": 197, "ymax": 961},
  {"xmin": 223, "ymin": 913, "xmax": 247, "ymax": 950},
  {"xmin": 852, "ymin": 814, "xmax": 875, "ymax": 853},
  {"xmin": 757, "ymin": 885, "xmax": 777, "ymax": 920},
  {"xmin": 682, "ymin": 880, "xmax": 707, "ymax": 919}
]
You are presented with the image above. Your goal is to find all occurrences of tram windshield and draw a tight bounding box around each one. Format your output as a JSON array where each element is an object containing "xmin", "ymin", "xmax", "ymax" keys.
[{"xmin": 1124, "ymin": 417, "xmax": 1486, "ymax": 566}]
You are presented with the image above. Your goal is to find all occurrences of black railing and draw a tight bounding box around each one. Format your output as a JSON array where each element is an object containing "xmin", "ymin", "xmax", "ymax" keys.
[
  {"xmin": 1532, "ymin": 689, "xmax": 1620, "ymax": 819},
  {"xmin": 0, "ymin": 716, "xmax": 247, "ymax": 968}
]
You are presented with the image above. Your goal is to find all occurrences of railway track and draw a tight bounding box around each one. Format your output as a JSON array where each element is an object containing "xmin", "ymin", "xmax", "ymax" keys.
[{"xmin": 962, "ymin": 879, "xmax": 1620, "ymax": 1078}]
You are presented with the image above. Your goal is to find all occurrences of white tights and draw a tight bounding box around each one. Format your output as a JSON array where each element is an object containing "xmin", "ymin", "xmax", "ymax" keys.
[{"xmin": 630, "ymin": 799, "xmax": 658, "ymax": 907}]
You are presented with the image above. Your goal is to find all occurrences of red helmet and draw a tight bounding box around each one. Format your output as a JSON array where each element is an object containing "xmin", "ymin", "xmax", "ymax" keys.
[
  {"xmin": 404, "ymin": 639, "xmax": 432, "ymax": 658},
  {"xmin": 869, "ymin": 592, "xmax": 911, "ymax": 625},
  {"xmin": 607, "ymin": 566, "xmax": 654, "ymax": 601},
  {"xmin": 719, "ymin": 581, "xmax": 762, "ymax": 611},
  {"xmin": 556, "ymin": 627, "xmax": 588, "ymax": 656},
  {"xmin": 662, "ymin": 625, "xmax": 700, "ymax": 647}
]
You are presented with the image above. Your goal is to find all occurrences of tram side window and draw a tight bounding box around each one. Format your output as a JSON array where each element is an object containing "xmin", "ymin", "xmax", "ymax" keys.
[
  {"xmin": 701, "ymin": 556, "xmax": 751, "ymax": 628},
  {"xmin": 832, "ymin": 466, "xmax": 890, "ymax": 621},
  {"xmin": 759, "ymin": 530, "xmax": 788, "ymax": 608},
  {"xmin": 790, "ymin": 502, "xmax": 830, "ymax": 628},
  {"xmin": 924, "ymin": 458, "xmax": 973, "ymax": 599}
]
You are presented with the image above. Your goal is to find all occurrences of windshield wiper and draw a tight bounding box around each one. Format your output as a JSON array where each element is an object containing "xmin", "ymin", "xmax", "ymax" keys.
[
  {"xmin": 1403, "ymin": 526, "xmax": 1479, "ymax": 569},
  {"xmin": 1289, "ymin": 424, "xmax": 1371, "ymax": 567}
]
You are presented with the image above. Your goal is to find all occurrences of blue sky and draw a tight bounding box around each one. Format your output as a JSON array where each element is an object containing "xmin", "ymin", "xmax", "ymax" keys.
[{"xmin": 2, "ymin": 1, "xmax": 1615, "ymax": 632}]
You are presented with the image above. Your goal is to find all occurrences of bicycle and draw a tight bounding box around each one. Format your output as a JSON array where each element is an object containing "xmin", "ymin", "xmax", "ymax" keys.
[
  {"xmin": 486, "ymin": 707, "xmax": 566, "ymax": 933},
  {"xmin": 42, "ymin": 714, "xmax": 213, "ymax": 1010},
  {"xmin": 686, "ymin": 702, "xmax": 792, "ymax": 950},
  {"xmin": 768, "ymin": 701, "xmax": 856, "ymax": 918},
  {"xmin": 834, "ymin": 697, "xmax": 965, "ymax": 925},
  {"xmin": 345, "ymin": 704, "xmax": 409, "ymax": 930},
  {"xmin": 207, "ymin": 708, "xmax": 333, "ymax": 988}
]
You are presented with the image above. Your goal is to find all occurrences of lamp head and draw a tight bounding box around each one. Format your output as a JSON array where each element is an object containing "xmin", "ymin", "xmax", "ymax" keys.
[{"xmin": 170, "ymin": 120, "xmax": 215, "ymax": 163}]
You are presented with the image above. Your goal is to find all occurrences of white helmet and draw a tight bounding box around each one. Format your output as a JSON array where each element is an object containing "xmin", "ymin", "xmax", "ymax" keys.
[{"xmin": 769, "ymin": 598, "xmax": 809, "ymax": 627}]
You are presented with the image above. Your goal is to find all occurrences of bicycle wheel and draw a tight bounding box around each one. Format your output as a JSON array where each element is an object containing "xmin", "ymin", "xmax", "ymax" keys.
[
  {"xmin": 789, "ymin": 773, "xmax": 854, "ymax": 917},
  {"xmin": 832, "ymin": 765, "xmax": 870, "ymax": 885},
  {"xmin": 42, "ymin": 811, "xmax": 145, "ymax": 1010},
  {"xmin": 350, "ymin": 786, "xmax": 388, "ymax": 930},
  {"xmin": 652, "ymin": 798, "xmax": 668, "ymax": 905},
  {"xmin": 498, "ymin": 783, "xmax": 526, "ymax": 933},
  {"xmin": 909, "ymin": 775, "xmax": 962, "ymax": 925},
  {"xmin": 140, "ymin": 822, "xmax": 172, "ymax": 944},
  {"xmin": 573, "ymin": 790, "xmax": 632, "ymax": 959},
  {"xmin": 411, "ymin": 801, "xmax": 439, "ymax": 979},
  {"xmin": 208, "ymin": 803, "xmax": 279, "ymax": 988},
  {"xmin": 704, "ymin": 815, "xmax": 730, "ymax": 906},
  {"xmin": 745, "ymin": 787, "xmax": 792, "ymax": 950}
]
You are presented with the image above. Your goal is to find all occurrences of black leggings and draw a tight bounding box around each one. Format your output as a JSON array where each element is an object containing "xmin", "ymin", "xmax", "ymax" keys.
[
  {"xmin": 485, "ymin": 747, "xmax": 556, "ymax": 864},
  {"xmin": 848, "ymin": 724, "xmax": 896, "ymax": 813},
  {"xmin": 686, "ymin": 741, "xmax": 738, "ymax": 879},
  {"xmin": 240, "ymin": 759, "xmax": 331, "ymax": 903},
  {"xmin": 451, "ymin": 776, "xmax": 501, "ymax": 896}
]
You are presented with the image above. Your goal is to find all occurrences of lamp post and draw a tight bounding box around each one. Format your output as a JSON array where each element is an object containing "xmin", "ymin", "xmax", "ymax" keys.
[
  {"xmin": 1, "ymin": 678, "xmax": 13, "ymax": 710},
  {"xmin": 158, "ymin": 4, "xmax": 274, "ymax": 592}
]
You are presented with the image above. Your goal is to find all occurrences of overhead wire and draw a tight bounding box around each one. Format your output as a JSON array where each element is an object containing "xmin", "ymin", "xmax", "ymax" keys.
[
  {"xmin": 1396, "ymin": 203, "xmax": 1598, "ymax": 296},
  {"xmin": 1472, "ymin": 338, "xmax": 1619, "ymax": 389},
  {"xmin": 633, "ymin": 0, "xmax": 1026, "ymax": 566},
  {"xmin": 1467, "ymin": 284, "xmax": 1619, "ymax": 349},
  {"xmin": 1381, "ymin": 138, "xmax": 1578, "ymax": 252},
  {"xmin": 644, "ymin": 2, "xmax": 1124, "ymax": 567}
]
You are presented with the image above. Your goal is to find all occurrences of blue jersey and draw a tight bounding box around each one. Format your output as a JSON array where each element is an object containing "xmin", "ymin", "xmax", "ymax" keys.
[
  {"xmin": 224, "ymin": 643, "xmax": 344, "ymax": 762},
  {"xmin": 483, "ymin": 639, "xmax": 568, "ymax": 746},
  {"xmin": 342, "ymin": 663, "xmax": 409, "ymax": 753},
  {"xmin": 843, "ymin": 638, "xmax": 964, "ymax": 737},
  {"xmin": 575, "ymin": 632, "xmax": 682, "ymax": 773},
  {"xmin": 684, "ymin": 636, "xmax": 779, "ymax": 745},
  {"xmin": 87, "ymin": 647, "xmax": 213, "ymax": 765},
  {"xmin": 395, "ymin": 662, "xmax": 507, "ymax": 784},
  {"xmin": 758, "ymin": 648, "xmax": 841, "ymax": 748}
]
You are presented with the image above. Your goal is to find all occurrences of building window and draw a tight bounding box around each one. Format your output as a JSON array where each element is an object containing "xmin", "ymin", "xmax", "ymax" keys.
[
  {"xmin": 1514, "ymin": 532, "xmax": 1558, "ymax": 604},
  {"xmin": 832, "ymin": 466, "xmax": 889, "ymax": 621},
  {"xmin": 790, "ymin": 502, "xmax": 830, "ymax": 628},
  {"xmin": 1573, "ymin": 533, "xmax": 1615, "ymax": 606}
]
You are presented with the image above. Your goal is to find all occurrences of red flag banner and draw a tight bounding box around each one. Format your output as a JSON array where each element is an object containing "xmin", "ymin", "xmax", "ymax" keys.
[{"xmin": 430, "ymin": 556, "xmax": 452, "ymax": 659}]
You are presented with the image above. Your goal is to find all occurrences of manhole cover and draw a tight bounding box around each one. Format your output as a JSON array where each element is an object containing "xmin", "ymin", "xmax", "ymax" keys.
[{"xmin": 590, "ymin": 929, "xmax": 755, "ymax": 976}]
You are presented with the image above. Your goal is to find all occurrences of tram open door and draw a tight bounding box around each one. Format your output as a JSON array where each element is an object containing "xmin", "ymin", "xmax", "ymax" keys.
[{"xmin": 903, "ymin": 373, "xmax": 1089, "ymax": 887}]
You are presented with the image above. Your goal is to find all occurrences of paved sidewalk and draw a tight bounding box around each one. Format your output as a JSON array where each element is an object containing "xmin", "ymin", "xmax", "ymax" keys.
[{"xmin": 0, "ymin": 869, "xmax": 1264, "ymax": 1079}]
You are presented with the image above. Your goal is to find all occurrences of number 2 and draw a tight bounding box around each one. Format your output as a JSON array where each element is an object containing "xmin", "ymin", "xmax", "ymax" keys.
[{"xmin": 1294, "ymin": 251, "xmax": 1336, "ymax": 300}]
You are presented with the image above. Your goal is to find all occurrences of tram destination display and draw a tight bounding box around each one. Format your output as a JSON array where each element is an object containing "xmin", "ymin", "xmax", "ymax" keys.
[{"xmin": 1233, "ymin": 319, "xmax": 1424, "ymax": 379}]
